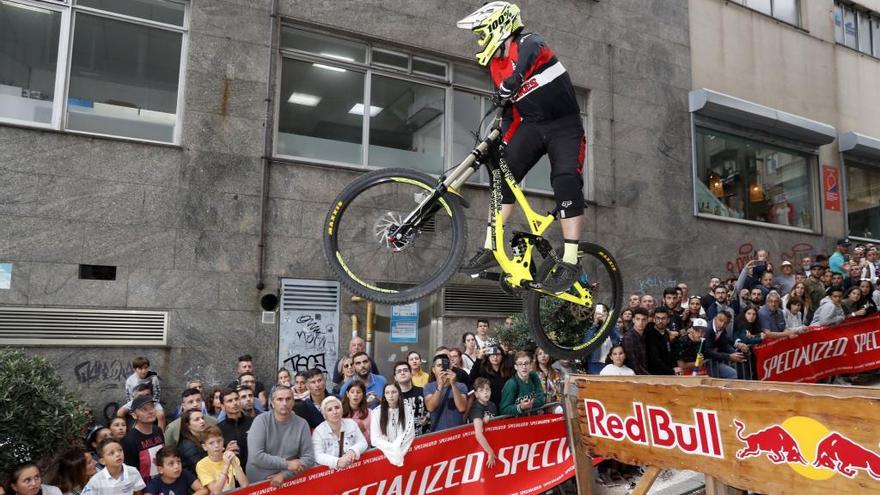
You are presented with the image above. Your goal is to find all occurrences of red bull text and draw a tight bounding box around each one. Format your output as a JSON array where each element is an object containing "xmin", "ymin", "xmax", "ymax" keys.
[{"xmin": 584, "ymin": 400, "xmax": 724, "ymax": 458}]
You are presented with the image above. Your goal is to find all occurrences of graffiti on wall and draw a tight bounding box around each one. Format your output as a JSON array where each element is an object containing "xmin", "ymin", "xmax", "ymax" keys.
[
  {"xmin": 638, "ymin": 276, "xmax": 677, "ymax": 294},
  {"xmin": 74, "ymin": 359, "xmax": 128, "ymax": 390},
  {"xmin": 280, "ymin": 313, "xmax": 339, "ymax": 378},
  {"xmin": 723, "ymin": 242, "xmax": 827, "ymax": 276}
]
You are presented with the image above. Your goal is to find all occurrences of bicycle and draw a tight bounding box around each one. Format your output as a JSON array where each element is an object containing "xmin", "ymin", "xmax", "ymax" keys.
[{"xmin": 322, "ymin": 104, "xmax": 623, "ymax": 359}]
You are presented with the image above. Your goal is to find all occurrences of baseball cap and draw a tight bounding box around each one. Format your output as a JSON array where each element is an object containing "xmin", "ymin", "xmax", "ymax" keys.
[
  {"xmin": 781, "ymin": 261, "xmax": 793, "ymax": 267},
  {"xmin": 837, "ymin": 238, "xmax": 851, "ymax": 246},
  {"xmin": 810, "ymin": 263, "xmax": 823, "ymax": 270},
  {"xmin": 131, "ymin": 395, "xmax": 153, "ymax": 411},
  {"xmin": 83, "ymin": 424, "xmax": 106, "ymax": 446},
  {"xmin": 691, "ymin": 318, "xmax": 708, "ymax": 328}
]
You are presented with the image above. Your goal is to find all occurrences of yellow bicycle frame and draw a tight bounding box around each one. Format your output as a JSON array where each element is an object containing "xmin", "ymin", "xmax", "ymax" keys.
[{"xmin": 490, "ymin": 165, "xmax": 592, "ymax": 307}]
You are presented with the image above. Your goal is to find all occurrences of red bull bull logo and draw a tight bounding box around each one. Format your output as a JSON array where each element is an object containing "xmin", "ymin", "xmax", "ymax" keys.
[
  {"xmin": 734, "ymin": 419, "xmax": 807, "ymax": 465},
  {"xmin": 584, "ymin": 400, "xmax": 723, "ymax": 459},
  {"xmin": 734, "ymin": 416, "xmax": 880, "ymax": 481}
]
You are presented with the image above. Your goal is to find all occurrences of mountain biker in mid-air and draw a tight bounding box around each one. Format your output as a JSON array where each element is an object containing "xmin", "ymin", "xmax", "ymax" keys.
[{"xmin": 457, "ymin": 1, "xmax": 587, "ymax": 293}]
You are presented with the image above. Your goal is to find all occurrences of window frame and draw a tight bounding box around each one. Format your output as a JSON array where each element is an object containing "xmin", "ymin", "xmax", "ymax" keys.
[
  {"xmin": 843, "ymin": 156, "xmax": 880, "ymax": 243},
  {"xmin": 730, "ymin": 0, "xmax": 802, "ymax": 28},
  {"xmin": 274, "ymin": 23, "xmax": 593, "ymax": 200},
  {"xmin": 834, "ymin": 0, "xmax": 880, "ymax": 59},
  {"xmin": 0, "ymin": 0, "xmax": 189, "ymax": 145},
  {"xmin": 690, "ymin": 115, "xmax": 823, "ymax": 234}
]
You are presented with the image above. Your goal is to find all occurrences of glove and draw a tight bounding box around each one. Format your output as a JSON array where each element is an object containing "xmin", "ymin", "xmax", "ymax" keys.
[{"xmin": 491, "ymin": 90, "xmax": 511, "ymax": 108}]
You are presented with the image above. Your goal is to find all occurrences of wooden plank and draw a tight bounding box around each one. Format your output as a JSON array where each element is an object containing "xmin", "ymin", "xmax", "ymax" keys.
[
  {"xmin": 631, "ymin": 466, "xmax": 661, "ymax": 495},
  {"xmin": 565, "ymin": 377, "xmax": 594, "ymax": 495},
  {"xmin": 568, "ymin": 376, "xmax": 880, "ymax": 495}
]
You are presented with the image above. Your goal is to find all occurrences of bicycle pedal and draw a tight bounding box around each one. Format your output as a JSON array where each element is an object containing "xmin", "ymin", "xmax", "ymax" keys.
[{"xmin": 476, "ymin": 271, "xmax": 502, "ymax": 281}]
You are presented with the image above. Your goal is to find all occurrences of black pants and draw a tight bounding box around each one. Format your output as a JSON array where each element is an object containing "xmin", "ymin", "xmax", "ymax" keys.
[{"xmin": 498, "ymin": 113, "xmax": 586, "ymax": 218}]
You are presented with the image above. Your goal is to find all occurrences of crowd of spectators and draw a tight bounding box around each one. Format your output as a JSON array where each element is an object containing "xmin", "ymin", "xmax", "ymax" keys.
[
  {"xmin": 4, "ymin": 240, "xmax": 877, "ymax": 495},
  {"xmin": 608, "ymin": 239, "xmax": 878, "ymax": 381}
]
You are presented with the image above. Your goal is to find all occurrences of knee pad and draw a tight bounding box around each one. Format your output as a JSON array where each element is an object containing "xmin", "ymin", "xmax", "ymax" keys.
[{"xmin": 551, "ymin": 172, "xmax": 585, "ymax": 218}]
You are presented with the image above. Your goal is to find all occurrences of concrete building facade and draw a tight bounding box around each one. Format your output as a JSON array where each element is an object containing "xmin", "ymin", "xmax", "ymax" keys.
[{"xmin": 0, "ymin": 0, "xmax": 874, "ymax": 411}]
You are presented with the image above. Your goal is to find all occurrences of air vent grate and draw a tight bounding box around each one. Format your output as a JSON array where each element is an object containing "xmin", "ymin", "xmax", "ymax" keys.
[
  {"xmin": 443, "ymin": 284, "xmax": 523, "ymax": 317},
  {"xmin": 0, "ymin": 306, "xmax": 168, "ymax": 346},
  {"xmin": 281, "ymin": 280, "xmax": 340, "ymax": 312}
]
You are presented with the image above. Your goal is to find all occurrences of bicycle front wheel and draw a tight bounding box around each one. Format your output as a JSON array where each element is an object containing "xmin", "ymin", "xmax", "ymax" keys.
[
  {"xmin": 525, "ymin": 242, "xmax": 623, "ymax": 360},
  {"xmin": 322, "ymin": 168, "xmax": 467, "ymax": 305}
]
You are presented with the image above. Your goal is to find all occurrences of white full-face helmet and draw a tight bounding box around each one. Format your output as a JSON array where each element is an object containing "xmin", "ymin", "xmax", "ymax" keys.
[{"xmin": 457, "ymin": 2, "xmax": 524, "ymax": 67}]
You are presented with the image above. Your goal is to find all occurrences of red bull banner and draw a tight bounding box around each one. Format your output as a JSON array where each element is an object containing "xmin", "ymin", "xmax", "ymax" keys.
[
  {"xmin": 571, "ymin": 376, "xmax": 880, "ymax": 494},
  {"xmin": 230, "ymin": 414, "xmax": 574, "ymax": 495},
  {"xmin": 754, "ymin": 313, "xmax": 880, "ymax": 382}
]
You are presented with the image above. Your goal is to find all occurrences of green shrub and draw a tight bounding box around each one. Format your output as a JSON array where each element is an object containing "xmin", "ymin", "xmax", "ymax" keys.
[
  {"xmin": 0, "ymin": 348, "xmax": 90, "ymax": 472},
  {"xmin": 495, "ymin": 298, "xmax": 590, "ymax": 359}
]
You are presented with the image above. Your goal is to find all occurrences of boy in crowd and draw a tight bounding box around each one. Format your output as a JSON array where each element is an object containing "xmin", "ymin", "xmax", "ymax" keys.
[
  {"xmin": 122, "ymin": 396, "xmax": 165, "ymax": 484},
  {"xmin": 124, "ymin": 357, "xmax": 166, "ymax": 430},
  {"xmin": 82, "ymin": 438, "xmax": 146, "ymax": 495},
  {"xmin": 145, "ymin": 447, "xmax": 208, "ymax": 495},
  {"xmin": 500, "ymin": 352, "xmax": 545, "ymax": 416},
  {"xmin": 470, "ymin": 377, "xmax": 498, "ymax": 468},
  {"xmin": 196, "ymin": 426, "xmax": 248, "ymax": 493}
]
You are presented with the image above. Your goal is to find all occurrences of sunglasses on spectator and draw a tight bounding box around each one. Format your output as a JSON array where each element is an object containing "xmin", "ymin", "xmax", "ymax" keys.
[
  {"xmin": 343, "ymin": 363, "xmax": 352, "ymax": 368},
  {"xmin": 515, "ymin": 361, "xmax": 531, "ymax": 366}
]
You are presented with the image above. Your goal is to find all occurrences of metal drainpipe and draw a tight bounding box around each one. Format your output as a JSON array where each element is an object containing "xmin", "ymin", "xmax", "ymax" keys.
[{"xmin": 256, "ymin": 0, "xmax": 280, "ymax": 290}]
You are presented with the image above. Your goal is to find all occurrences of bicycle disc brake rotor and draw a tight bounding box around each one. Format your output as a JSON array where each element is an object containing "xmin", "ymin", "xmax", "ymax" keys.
[
  {"xmin": 568, "ymin": 303, "xmax": 592, "ymax": 322},
  {"xmin": 375, "ymin": 211, "xmax": 417, "ymax": 252}
]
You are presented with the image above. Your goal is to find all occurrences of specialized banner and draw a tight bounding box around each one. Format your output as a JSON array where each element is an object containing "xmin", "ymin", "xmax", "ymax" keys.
[
  {"xmin": 754, "ymin": 314, "xmax": 880, "ymax": 382},
  {"xmin": 572, "ymin": 376, "xmax": 880, "ymax": 495},
  {"xmin": 230, "ymin": 414, "xmax": 574, "ymax": 495}
]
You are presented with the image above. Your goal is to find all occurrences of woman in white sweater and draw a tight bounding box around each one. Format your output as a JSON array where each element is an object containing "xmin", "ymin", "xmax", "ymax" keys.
[
  {"xmin": 370, "ymin": 383, "xmax": 415, "ymax": 467},
  {"xmin": 312, "ymin": 396, "xmax": 368, "ymax": 470}
]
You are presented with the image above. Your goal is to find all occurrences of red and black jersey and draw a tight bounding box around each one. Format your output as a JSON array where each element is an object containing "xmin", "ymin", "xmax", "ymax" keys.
[{"xmin": 490, "ymin": 32, "xmax": 580, "ymax": 142}]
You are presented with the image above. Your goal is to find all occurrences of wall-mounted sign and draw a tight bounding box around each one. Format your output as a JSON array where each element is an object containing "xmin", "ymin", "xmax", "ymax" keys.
[
  {"xmin": 572, "ymin": 376, "xmax": 880, "ymax": 494},
  {"xmin": 0, "ymin": 263, "xmax": 11, "ymax": 289},
  {"xmin": 390, "ymin": 302, "xmax": 419, "ymax": 343},
  {"xmin": 823, "ymin": 165, "xmax": 841, "ymax": 211}
]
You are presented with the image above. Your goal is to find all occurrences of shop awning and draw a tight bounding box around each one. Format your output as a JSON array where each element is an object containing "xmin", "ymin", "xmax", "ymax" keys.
[
  {"xmin": 839, "ymin": 131, "xmax": 880, "ymax": 162},
  {"xmin": 689, "ymin": 88, "xmax": 836, "ymax": 147}
]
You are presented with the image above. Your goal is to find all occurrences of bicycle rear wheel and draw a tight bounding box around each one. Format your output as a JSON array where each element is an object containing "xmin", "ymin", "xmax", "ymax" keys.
[
  {"xmin": 525, "ymin": 242, "xmax": 623, "ymax": 360},
  {"xmin": 322, "ymin": 168, "xmax": 467, "ymax": 305}
]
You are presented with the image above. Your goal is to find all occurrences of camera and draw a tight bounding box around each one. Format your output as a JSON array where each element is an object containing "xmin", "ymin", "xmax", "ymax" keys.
[{"xmin": 440, "ymin": 356, "xmax": 450, "ymax": 371}]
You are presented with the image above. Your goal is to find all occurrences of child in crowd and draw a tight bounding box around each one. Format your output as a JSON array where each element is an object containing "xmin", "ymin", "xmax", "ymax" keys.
[
  {"xmin": 82, "ymin": 439, "xmax": 145, "ymax": 495},
  {"xmin": 124, "ymin": 357, "xmax": 166, "ymax": 430},
  {"xmin": 109, "ymin": 417, "xmax": 128, "ymax": 441},
  {"xmin": 84, "ymin": 424, "xmax": 111, "ymax": 470},
  {"xmin": 499, "ymin": 352, "xmax": 545, "ymax": 416},
  {"xmin": 470, "ymin": 377, "xmax": 498, "ymax": 468},
  {"xmin": 145, "ymin": 447, "xmax": 208, "ymax": 495},
  {"xmin": 195, "ymin": 427, "xmax": 247, "ymax": 493},
  {"xmin": 600, "ymin": 345, "xmax": 635, "ymax": 376}
]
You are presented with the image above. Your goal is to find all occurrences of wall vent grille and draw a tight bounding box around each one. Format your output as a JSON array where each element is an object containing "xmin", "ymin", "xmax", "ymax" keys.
[
  {"xmin": 443, "ymin": 284, "xmax": 523, "ymax": 317},
  {"xmin": 0, "ymin": 306, "xmax": 168, "ymax": 346}
]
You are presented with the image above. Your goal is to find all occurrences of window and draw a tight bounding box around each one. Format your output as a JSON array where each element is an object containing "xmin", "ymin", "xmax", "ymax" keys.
[
  {"xmin": 835, "ymin": 1, "xmax": 880, "ymax": 57},
  {"xmin": 0, "ymin": 0, "xmax": 187, "ymax": 143},
  {"xmin": 694, "ymin": 126, "xmax": 818, "ymax": 231},
  {"xmin": 277, "ymin": 25, "xmax": 592, "ymax": 197},
  {"xmin": 846, "ymin": 161, "xmax": 880, "ymax": 240},
  {"xmin": 732, "ymin": 0, "xmax": 800, "ymax": 25}
]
